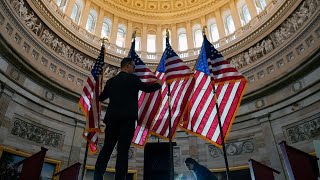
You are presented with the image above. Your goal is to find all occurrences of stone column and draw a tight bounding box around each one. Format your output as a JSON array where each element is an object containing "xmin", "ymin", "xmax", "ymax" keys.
[
  {"xmin": 245, "ymin": 0, "xmax": 258, "ymax": 18},
  {"xmin": 229, "ymin": 0, "xmax": 242, "ymax": 29},
  {"xmin": 214, "ymin": 9, "xmax": 226, "ymax": 38},
  {"xmin": 95, "ymin": 8, "xmax": 104, "ymax": 37},
  {"xmin": 79, "ymin": 0, "xmax": 92, "ymax": 29},
  {"xmin": 95, "ymin": 8, "xmax": 105, "ymax": 37},
  {"xmin": 171, "ymin": 24, "xmax": 177, "ymax": 50},
  {"xmin": 185, "ymin": 21, "xmax": 194, "ymax": 51},
  {"xmin": 125, "ymin": 21, "xmax": 133, "ymax": 50},
  {"xmin": 200, "ymin": 16, "xmax": 209, "ymax": 36},
  {"xmin": 0, "ymin": 83, "xmax": 13, "ymax": 143},
  {"xmin": 156, "ymin": 25, "xmax": 162, "ymax": 54},
  {"xmin": 258, "ymin": 114, "xmax": 286, "ymax": 180},
  {"xmin": 141, "ymin": 24, "xmax": 147, "ymax": 53},
  {"xmin": 65, "ymin": 0, "xmax": 76, "ymax": 17},
  {"xmin": 110, "ymin": 15, "xmax": 119, "ymax": 46},
  {"xmin": 67, "ymin": 121, "xmax": 86, "ymax": 166}
]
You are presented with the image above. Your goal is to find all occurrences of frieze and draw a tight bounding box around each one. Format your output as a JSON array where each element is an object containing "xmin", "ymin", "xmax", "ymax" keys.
[
  {"xmin": 242, "ymin": 1, "xmax": 320, "ymax": 77},
  {"xmin": 229, "ymin": 0, "xmax": 317, "ymax": 70},
  {"xmin": 9, "ymin": 0, "xmax": 95, "ymax": 72},
  {"xmin": 104, "ymin": 65, "xmax": 120, "ymax": 79},
  {"xmin": 208, "ymin": 139, "xmax": 255, "ymax": 158},
  {"xmin": 284, "ymin": 118, "xmax": 320, "ymax": 144},
  {"xmin": 11, "ymin": 117, "xmax": 64, "ymax": 148}
]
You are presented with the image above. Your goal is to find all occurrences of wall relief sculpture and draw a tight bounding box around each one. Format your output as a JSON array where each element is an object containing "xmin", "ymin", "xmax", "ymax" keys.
[
  {"xmin": 104, "ymin": 65, "xmax": 120, "ymax": 79},
  {"xmin": 10, "ymin": 0, "xmax": 95, "ymax": 71},
  {"xmin": 285, "ymin": 117, "xmax": 320, "ymax": 144},
  {"xmin": 229, "ymin": 0, "xmax": 318, "ymax": 69},
  {"xmin": 11, "ymin": 118, "xmax": 63, "ymax": 148},
  {"xmin": 208, "ymin": 139, "xmax": 255, "ymax": 158}
]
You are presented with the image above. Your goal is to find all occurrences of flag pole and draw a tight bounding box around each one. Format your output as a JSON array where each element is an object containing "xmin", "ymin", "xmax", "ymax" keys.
[
  {"xmin": 81, "ymin": 38, "xmax": 109, "ymax": 180},
  {"xmin": 166, "ymin": 29, "xmax": 174, "ymax": 180},
  {"xmin": 81, "ymin": 141, "xmax": 89, "ymax": 180},
  {"xmin": 203, "ymin": 26, "xmax": 230, "ymax": 180}
]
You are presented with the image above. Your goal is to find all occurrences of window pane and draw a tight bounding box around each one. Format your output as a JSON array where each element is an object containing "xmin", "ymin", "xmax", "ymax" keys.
[
  {"xmin": 242, "ymin": 5, "xmax": 251, "ymax": 24},
  {"xmin": 101, "ymin": 22, "xmax": 110, "ymax": 38},
  {"xmin": 226, "ymin": 15, "xmax": 235, "ymax": 35},
  {"xmin": 86, "ymin": 14, "xmax": 95, "ymax": 32},
  {"xmin": 194, "ymin": 29, "xmax": 203, "ymax": 48},
  {"xmin": 56, "ymin": 0, "xmax": 62, "ymax": 6},
  {"xmin": 178, "ymin": 33, "xmax": 188, "ymax": 51},
  {"xmin": 210, "ymin": 23, "xmax": 219, "ymax": 42},
  {"xmin": 147, "ymin": 34, "xmax": 156, "ymax": 53},
  {"xmin": 135, "ymin": 37, "xmax": 141, "ymax": 51},
  {"xmin": 259, "ymin": 0, "xmax": 267, "ymax": 9},
  {"xmin": 70, "ymin": 5, "xmax": 78, "ymax": 21},
  {"xmin": 116, "ymin": 28, "xmax": 126, "ymax": 47}
]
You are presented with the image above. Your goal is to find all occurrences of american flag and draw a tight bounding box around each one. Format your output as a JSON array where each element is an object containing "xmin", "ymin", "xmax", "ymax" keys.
[
  {"xmin": 151, "ymin": 37, "xmax": 194, "ymax": 139},
  {"xmin": 180, "ymin": 35, "xmax": 247, "ymax": 147},
  {"xmin": 128, "ymin": 38, "xmax": 162, "ymax": 147},
  {"xmin": 79, "ymin": 45, "xmax": 105, "ymax": 153}
]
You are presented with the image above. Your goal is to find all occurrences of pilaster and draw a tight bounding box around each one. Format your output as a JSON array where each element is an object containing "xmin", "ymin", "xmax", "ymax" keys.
[
  {"xmin": 79, "ymin": 0, "xmax": 92, "ymax": 29},
  {"xmin": 95, "ymin": 8, "xmax": 105, "ymax": 37},
  {"xmin": 125, "ymin": 21, "xmax": 133, "ymax": 50},
  {"xmin": 258, "ymin": 114, "xmax": 286, "ymax": 180},
  {"xmin": 229, "ymin": 0, "xmax": 242, "ymax": 29},
  {"xmin": 185, "ymin": 21, "xmax": 194, "ymax": 50},
  {"xmin": 245, "ymin": 0, "xmax": 258, "ymax": 18}
]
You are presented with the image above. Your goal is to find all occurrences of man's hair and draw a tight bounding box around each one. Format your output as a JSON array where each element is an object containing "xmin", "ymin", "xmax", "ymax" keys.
[
  {"xmin": 121, "ymin": 58, "xmax": 134, "ymax": 68},
  {"xmin": 185, "ymin": 157, "xmax": 198, "ymax": 165}
]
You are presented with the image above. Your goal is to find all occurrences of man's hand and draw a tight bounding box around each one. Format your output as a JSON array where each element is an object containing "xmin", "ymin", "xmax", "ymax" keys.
[{"xmin": 155, "ymin": 79, "xmax": 163, "ymax": 86}]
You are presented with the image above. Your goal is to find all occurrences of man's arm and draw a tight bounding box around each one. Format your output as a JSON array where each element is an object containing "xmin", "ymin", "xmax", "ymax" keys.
[
  {"xmin": 99, "ymin": 80, "xmax": 110, "ymax": 102},
  {"xmin": 135, "ymin": 75, "xmax": 162, "ymax": 93}
]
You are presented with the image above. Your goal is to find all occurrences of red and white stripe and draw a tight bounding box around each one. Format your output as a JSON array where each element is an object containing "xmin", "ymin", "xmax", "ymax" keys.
[
  {"xmin": 181, "ymin": 71, "xmax": 246, "ymax": 145},
  {"xmin": 151, "ymin": 72, "xmax": 194, "ymax": 138},
  {"xmin": 132, "ymin": 64, "xmax": 162, "ymax": 146},
  {"xmin": 165, "ymin": 55, "xmax": 192, "ymax": 82},
  {"xmin": 79, "ymin": 74, "xmax": 102, "ymax": 153},
  {"xmin": 208, "ymin": 56, "xmax": 244, "ymax": 83}
]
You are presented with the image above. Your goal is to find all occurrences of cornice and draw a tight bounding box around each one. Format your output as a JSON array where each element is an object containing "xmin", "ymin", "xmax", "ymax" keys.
[{"xmin": 95, "ymin": 0, "xmax": 227, "ymax": 24}]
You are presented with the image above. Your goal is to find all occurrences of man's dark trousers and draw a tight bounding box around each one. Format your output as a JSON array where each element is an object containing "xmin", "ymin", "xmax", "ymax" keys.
[{"xmin": 94, "ymin": 119, "xmax": 135, "ymax": 180}]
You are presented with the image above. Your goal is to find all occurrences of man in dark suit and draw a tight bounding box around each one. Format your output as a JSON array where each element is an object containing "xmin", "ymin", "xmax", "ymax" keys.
[
  {"xmin": 94, "ymin": 58, "xmax": 162, "ymax": 180},
  {"xmin": 185, "ymin": 157, "xmax": 218, "ymax": 180}
]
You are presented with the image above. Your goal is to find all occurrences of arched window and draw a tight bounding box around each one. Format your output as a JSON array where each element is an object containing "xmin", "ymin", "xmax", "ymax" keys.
[
  {"xmin": 147, "ymin": 34, "xmax": 156, "ymax": 53},
  {"xmin": 135, "ymin": 36, "xmax": 141, "ymax": 51},
  {"xmin": 70, "ymin": 0, "xmax": 83, "ymax": 24},
  {"xmin": 56, "ymin": 0, "xmax": 62, "ymax": 6},
  {"xmin": 255, "ymin": 0, "xmax": 267, "ymax": 13},
  {"xmin": 194, "ymin": 29, "xmax": 203, "ymax": 48},
  {"xmin": 101, "ymin": 18, "xmax": 111, "ymax": 38},
  {"xmin": 210, "ymin": 23, "xmax": 219, "ymax": 42},
  {"xmin": 162, "ymin": 29, "xmax": 171, "ymax": 51},
  {"xmin": 241, "ymin": 5, "xmax": 251, "ymax": 25},
  {"xmin": 116, "ymin": 25, "xmax": 126, "ymax": 47},
  {"xmin": 225, "ymin": 15, "xmax": 235, "ymax": 35},
  {"xmin": 70, "ymin": 4, "xmax": 79, "ymax": 22},
  {"xmin": 85, "ymin": 9, "xmax": 97, "ymax": 33},
  {"xmin": 56, "ymin": 0, "xmax": 67, "ymax": 10},
  {"xmin": 177, "ymin": 28, "xmax": 187, "ymax": 51}
]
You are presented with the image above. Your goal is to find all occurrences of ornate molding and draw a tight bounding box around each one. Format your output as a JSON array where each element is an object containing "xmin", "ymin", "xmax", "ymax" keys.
[
  {"xmin": 208, "ymin": 139, "xmax": 255, "ymax": 158},
  {"xmin": 9, "ymin": 0, "xmax": 95, "ymax": 72},
  {"xmin": 230, "ymin": 0, "xmax": 317, "ymax": 71},
  {"xmin": 284, "ymin": 117, "xmax": 320, "ymax": 144},
  {"xmin": 11, "ymin": 116, "xmax": 64, "ymax": 148}
]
